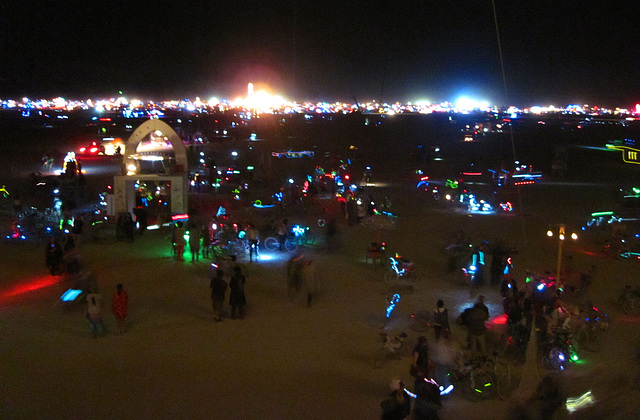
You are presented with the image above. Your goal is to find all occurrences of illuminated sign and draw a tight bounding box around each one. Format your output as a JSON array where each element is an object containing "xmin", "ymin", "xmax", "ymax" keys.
[{"xmin": 607, "ymin": 145, "xmax": 640, "ymax": 164}]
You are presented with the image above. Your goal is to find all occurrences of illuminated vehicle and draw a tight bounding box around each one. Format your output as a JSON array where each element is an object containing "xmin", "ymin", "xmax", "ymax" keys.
[
  {"xmin": 78, "ymin": 138, "xmax": 125, "ymax": 156},
  {"xmin": 100, "ymin": 137, "xmax": 126, "ymax": 155},
  {"xmin": 78, "ymin": 141, "xmax": 104, "ymax": 155},
  {"xmin": 510, "ymin": 162, "xmax": 542, "ymax": 185}
]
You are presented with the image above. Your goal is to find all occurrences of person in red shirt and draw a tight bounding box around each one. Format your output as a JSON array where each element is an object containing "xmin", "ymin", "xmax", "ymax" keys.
[{"xmin": 111, "ymin": 283, "xmax": 129, "ymax": 334}]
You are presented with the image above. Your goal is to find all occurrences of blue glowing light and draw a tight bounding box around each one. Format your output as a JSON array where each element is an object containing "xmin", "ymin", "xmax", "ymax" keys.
[
  {"xmin": 386, "ymin": 293, "xmax": 401, "ymax": 318},
  {"xmin": 60, "ymin": 289, "xmax": 82, "ymax": 302},
  {"xmin": 440, "ymin": 385, "xmax": 454, "ymax": 395}
]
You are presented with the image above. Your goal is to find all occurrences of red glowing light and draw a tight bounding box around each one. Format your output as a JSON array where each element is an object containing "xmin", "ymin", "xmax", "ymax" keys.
[
  {"xmin": 491, "ymin": 313, "xmax": 509, "ymax": 325},
  {"xmin": 0, "ymin": 275, "xmax": 64, "ymax": 300}
]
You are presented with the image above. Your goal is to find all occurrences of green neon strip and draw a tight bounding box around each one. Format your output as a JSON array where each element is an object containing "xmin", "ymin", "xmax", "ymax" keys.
[{"xmin": 590, "ymin": 211, "xmax": 614, "ymax": 217}]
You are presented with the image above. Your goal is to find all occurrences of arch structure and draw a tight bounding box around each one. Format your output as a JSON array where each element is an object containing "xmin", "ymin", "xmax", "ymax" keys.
[
  {"xmin": 123, "ymin": 118, "xmax": 188, "ymax": 171},
  {"xmin": 113, "ymin": 119, "xmax": 188, "ymax": 217}
]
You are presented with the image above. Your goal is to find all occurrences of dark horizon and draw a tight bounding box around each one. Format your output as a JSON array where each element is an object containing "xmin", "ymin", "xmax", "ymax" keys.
[{"xmin": 1, "ymin": 1, "xmax": 639, "ymax": 108}]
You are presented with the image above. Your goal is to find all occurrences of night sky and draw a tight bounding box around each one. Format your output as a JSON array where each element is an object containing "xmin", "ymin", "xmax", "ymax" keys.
[{"xmin": 1, "ymin": 0, "xmax": 640, "ymax": 108}]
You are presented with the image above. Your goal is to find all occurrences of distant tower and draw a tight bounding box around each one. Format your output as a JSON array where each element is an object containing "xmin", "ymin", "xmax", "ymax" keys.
[{"xmin": 248, "ymin": 83, "xmax": 254, "ymax": 97}]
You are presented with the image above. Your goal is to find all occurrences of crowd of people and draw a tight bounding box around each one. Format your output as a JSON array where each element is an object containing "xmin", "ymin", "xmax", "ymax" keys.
[
  {"xmin": 32, "ymin": 178, "xmax": 581, "ymax": 419},
  {"xmin": 378, "ymin": 253, "xmax": 591, "ymax": 420}
]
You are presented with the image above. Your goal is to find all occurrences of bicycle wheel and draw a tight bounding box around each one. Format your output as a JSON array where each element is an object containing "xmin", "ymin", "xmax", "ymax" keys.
[
  {"xmin": 463, "ymin": 372, "xmax": 495, "ymax": 401},
  {"xmin": 579, "ymin": 328, "xmax": 602, "ymax": 352},
  {"xmin": 384, "ymin": 270, "xmax": 398, "ymax": 284},
  {"xmin": 568, "ymin": 338, "xmax": 579, "ymax": 361},
  {"xmin": 497, "ymin": 372, "xmax": 519, "ymax": 400},
  {"xmin": 263, "ymin": 237, "xmax": 279, "ymax": 251},
  {"xmin": 496, "ymin": 332, "xmax": 516, "ymax": 362},
  {"xmin": 285, "ymin": 239, "xmax": 299, "ymax": 252},
  {"xmin": 623, "ymin": 296, "xmax": 640, "ymax": 316},
  {"xmin": 373, "ymin": 348, "xmax": 388, "ymax": 368},
  {"xmin": 538, "ymin": 352, "xmax": 560, "ymax": 377},
  {"xmin": 304, "ymin": 231, "xmax": 316, "ymax": 245}
]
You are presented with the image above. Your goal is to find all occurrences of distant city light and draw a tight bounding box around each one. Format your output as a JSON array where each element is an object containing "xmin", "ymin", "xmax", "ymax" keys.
[{"xmin": 0, "ymin": 87, "xmax": 636, "ymax": 117}]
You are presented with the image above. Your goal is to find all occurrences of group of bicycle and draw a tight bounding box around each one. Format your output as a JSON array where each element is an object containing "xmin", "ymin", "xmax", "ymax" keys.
[
  {"xmin": 171, "ymin": 215, "xmax": 322, "ymax": 264},
  {"xmin": 375, "ymin": 266, "xmax": 615, "ymax": 409}
]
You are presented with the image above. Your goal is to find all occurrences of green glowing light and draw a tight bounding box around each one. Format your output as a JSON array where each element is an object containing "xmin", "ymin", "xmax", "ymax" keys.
[{"xmin": 590, "ymin": 211, "xmax": 614, "ymax": 217}]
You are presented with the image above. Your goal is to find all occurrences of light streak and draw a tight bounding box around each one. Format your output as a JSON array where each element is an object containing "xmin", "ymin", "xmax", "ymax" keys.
[{"xmin": 566, "ymin": 390, "xmax": 595, "ymax": 413}]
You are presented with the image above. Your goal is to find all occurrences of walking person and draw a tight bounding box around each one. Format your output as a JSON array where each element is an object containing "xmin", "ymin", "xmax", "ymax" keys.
[
  {"xmin": 133, "ymin": 206, "xmax": 148, "ymax": 235},
  {"xmin": 111, "ymin": 283, "xmax": 129, "ymax": 334},
  {"xmin": 210, "ymin": 269, "xmax": 227, "ymax": 322},
  {"xmin": 86, "ymin": 290, "xmax": 105, "ymax": 338},
  {"xmin": 201, "ymin": 226, "xmax": 211, "ymax": 259},
  {"xmin": 430, "ymin": 329, "xmax": 463, "ymax": 390},
  {"xmin": 500, "ymin": 274, "xmax": 518, "ymax": 315},
  {"xmin": 189, "ymin": 225, "xmax": 201, "ymax": 262},
  {"xmin": 410, "ymin": 336, "xmax": 433, "ymax": 390},
  {"xmin": 45, "ymin": 236, "xmax": 63, "ymax": 275},
  {"xmin": 432, "ymin": 299, "xmax": 450, "ymax": 341},
  {"xmin": 174, "ymin": 221, "xmax": 186, "ymax": 261},
  {"xmin": 286, "ymin": 254, "xmax": 305, "ymax": 299},
  {"xmin": 301, "ymin": 258, "xmax": 318, "ymax": 306},
  {"xmin": 466, "ymin": 295, "xmax": 490, "ymax": 356},
  {"xmin": 228, "ymin": 266, "xmax": 246, "ymax": 319},
  {"xmin": 380, "ymin": 377, "xmax": 411, "ymax": 420},
  {"xmin": 412, "ymin": 376, "xmax": 442, "ymax": 420},
  {"xmin": 246, "ymin": 223, "xmax": 259, "ymax": 262},
  {"xmin": 278, "ymin": 219, "xmax": 288, "ymax": 251}
]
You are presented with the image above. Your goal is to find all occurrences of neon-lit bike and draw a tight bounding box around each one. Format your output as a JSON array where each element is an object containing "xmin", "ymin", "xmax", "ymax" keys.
[
  {"xmin": 575, "ymin": 306, "xmax": 609, "ymax": 353},
  {"xmin": 367, "ymin": 293, "xmax": 402, "ymax": 329},
  {"xmin": 538, "ymin": 328, "xmax": 579, "ymax": 376},
  {"xmin": 263, "ymin": 224, "xmax": 314, "ymax": 252},
  {"xmin": 263, "ymin": 232, "xmax": 299, "ymax": 252},
  {"xmin": 384, "ymin": 255, "xmax": 418, "ymax": 284},
  {"xmin": 447, "ymin": 356, "xmax": 496, "ymax": 401},
  {"xmin": 494, "ymin": 358, "xmax": 519, "ymax": 400}
]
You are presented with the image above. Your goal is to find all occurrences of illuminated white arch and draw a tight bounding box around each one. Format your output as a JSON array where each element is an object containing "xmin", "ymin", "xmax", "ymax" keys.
[
  {"xmin": 113, "ymin": 119, "xmax": 188, "ymax": 216},
  {"xmin": 124, "ymin": 118, "xmax": 187, "ymax": 172}
]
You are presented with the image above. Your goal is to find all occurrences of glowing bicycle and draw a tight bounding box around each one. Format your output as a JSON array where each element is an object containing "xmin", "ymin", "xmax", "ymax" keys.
[
  {"xmin": 263, "ymin": 224, "xmax": 314, "ymax": 252},
  {"xmin": 263, "ymin": 233, "xmax": 298, "ymax": 252},
  {"xmin": 384, "ymin": 255, "xmax": 418, "ymax": 284}
]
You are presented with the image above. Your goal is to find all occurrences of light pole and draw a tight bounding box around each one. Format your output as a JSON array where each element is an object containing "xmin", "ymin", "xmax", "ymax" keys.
[{"xmin": 547, "ymin": 224, "xmax": 578, "ymax": 286}]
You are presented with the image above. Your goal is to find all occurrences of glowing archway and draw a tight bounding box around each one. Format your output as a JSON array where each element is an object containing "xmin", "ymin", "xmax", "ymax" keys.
[
  {"xmin": 113, "ymin": 119, "xmax": 188, "ymax": 216},
  {"xmin": 123, "ymin": 119, "xmax": 188, "ymax": 172}
]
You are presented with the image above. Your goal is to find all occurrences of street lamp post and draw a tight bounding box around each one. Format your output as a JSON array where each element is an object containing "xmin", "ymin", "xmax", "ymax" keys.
[{"xmin": 547, "ymin": 224, "xmax": 578, "ymax": 286}]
